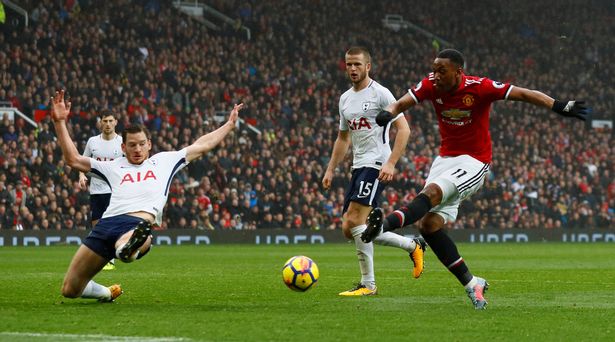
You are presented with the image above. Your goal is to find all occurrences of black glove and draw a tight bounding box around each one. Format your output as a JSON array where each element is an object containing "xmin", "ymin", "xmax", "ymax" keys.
[
  {"xmin": 376, "ymin": 110, "xmax": 394, "ymax": 126},
  {"xmin": 552, "ymin": 100, "xmax": 588, "ymax": 121}
]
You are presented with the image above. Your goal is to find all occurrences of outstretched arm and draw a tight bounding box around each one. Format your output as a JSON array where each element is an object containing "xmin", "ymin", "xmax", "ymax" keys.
[
  {"xmin": 507, "ymin": 86, "xmax": 555, "ymax": 108},
  {"xmin": 375, "ymin": 93, "xmax": 418, "ymax": 126},
  {"xmin": 508, "ymin": 86, "xmax": 588, "ymax": 120},
  {"xmin": 385, "ymin": 93, "xmax": 418, "ymax": 116},
  {"xmin": 50, "ymin": 90, "xmax": 92, "ymax": 173},
  {"xmin": 185, "ymin": 103, "xmax": 244, "ymax": 162}
]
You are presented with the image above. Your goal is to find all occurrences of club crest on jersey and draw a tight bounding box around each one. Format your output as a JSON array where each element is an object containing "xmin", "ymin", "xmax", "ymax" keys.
[
  {"xmin": 113, "ymin": 149, "xmax": 120, "ymax": 156},
  {"xmin": 441, "ymin": 109, "xmax": 471, "ymax": 120},
  {"xmin": 120, "ymin": 170, "xmax": 157, "ymax": 185},
  {"xmin": 362, "ymin": 102, "xmax": 370, "ymax": 111},
  {"xmin": 347, "ymin": 117, "xmax": 372, "ymax": 130},
  {"xmin": 436, "ymin": 98, "xmax": 443, "ymax": 104},
  {"xmin": 462, "ymin": 95, "xmax": 474, "ymax": 106}
]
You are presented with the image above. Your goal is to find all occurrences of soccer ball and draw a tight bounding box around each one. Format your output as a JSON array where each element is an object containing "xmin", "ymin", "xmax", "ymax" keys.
[{"xmin": 282, "ymin": 255, "xmax": 319, "ymax": 292}]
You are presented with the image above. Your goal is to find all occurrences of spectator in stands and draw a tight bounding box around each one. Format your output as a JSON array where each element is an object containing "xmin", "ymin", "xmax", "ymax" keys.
[
  {"xmin": 0, "ymin": 0, "xmax": 611, "ymax": 232},
  {"xmin": 9, "ymin": 180, "xmax": 26, "ymax": 208},
  {"xmin": 2, "ymin": 124, "xmax": 17, "ymax": 142},
  {"xmin": 0, "ymin": 203, "xmax": 11, "ymax": 229}
]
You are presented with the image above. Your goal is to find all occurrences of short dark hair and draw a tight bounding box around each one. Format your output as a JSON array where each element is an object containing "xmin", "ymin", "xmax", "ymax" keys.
[
  {"xmin": 346, "ymin": 46, "xmax": 371, "ymax": 63},
  {"xmin": 99, "ymin": 109, "xmax": 116, "ymax": 120},
  {"xmin": 122, "ymin": 124, "xmax": 151, "ymax": 142},
  {"xmin": 437, "ymin": 49, "xmax": 465, "ymax": 68}
]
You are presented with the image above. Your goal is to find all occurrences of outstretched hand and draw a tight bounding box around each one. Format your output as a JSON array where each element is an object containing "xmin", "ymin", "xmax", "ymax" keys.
[
  {"xmin": 228, "ymin": 103, "xmax": 244, "ymax": 126},
  {"xmin": 50, "ymin": 90, "xmax": 72, "ymax": 122},
  {"xmin": 552, "ymin": 100, "xmax": 589, "ymax": 121}
]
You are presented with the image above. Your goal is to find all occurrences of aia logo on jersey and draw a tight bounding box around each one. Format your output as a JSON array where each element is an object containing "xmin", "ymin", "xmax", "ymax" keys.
[
  {"xmin": 462, "ymin": 95, "xmax": 474, "ymax": 107},
  {"xmin": 96, "ymin": 157, "xmax": 114, "ymax": 161},
  {"xmin": 120, "ymin": 170, "xmax": 157, "ymax": 185},
  {"xmin": 347, "ymin": 117, "xmax": 372, "ymax": 130}
]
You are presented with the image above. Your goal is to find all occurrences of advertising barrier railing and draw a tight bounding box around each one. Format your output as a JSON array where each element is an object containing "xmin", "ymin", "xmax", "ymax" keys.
[{"xmin": 1, "ymin": 228, "xmax": 614, "ymax": 247}]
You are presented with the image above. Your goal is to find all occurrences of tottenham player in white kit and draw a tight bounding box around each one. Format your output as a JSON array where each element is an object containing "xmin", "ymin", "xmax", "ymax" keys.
[
  {"xmin": 51, "ymin": 89, "xmax": 243, "ymax": 302},
  {"xmin": 322, "ymin": 47, "xmax": 426, "ymax": 296},
  {"xmin": 79, "ymin": 109, "xmax": 122, "ymax": 270}
]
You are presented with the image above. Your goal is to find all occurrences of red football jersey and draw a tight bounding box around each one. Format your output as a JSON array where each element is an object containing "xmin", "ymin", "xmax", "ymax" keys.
[{"xmin": 409, "ymin": 73, "xmax": 512, "ymax": 163}]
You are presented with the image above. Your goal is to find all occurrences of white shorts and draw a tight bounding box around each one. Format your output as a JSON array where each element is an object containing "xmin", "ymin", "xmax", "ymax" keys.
[{"xmin": 424, "ymin": 155, "xmax": 490, "ymax": 223}]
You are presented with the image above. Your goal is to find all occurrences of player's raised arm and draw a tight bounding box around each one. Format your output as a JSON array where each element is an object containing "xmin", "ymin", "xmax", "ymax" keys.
[
  {"xmin": 507, "ymin": 86, "xmax": 588, "ymax": 121},
  {"xmin": 185, "ymin": 103, "xmax": 244, "ymax": 162},
  {"xmin": 50, "ymin": 90, "xmax": 92, "ymax": 173}
]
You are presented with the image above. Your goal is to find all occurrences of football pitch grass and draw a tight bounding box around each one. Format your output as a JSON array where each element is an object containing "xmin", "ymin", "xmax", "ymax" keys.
[{"xmin": 1, "ymin": 243, "xmax": 614, "ymax": 341}]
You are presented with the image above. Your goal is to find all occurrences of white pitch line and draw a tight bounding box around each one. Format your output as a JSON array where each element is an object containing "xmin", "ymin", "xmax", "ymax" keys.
[{"xmin": 0, "ymin": 332, "xmax": 192, "ymax": 341}]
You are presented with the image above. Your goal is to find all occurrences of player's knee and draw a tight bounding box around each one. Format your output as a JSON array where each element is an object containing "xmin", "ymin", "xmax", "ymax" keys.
[
  {"xmin": 61, "ymin": 282, "xmax": 81, "ymax": 298},
  {"xmin": 345, "ymin": 207, "xmax": 365, "ymax": 226},
  {"xmin": 341, "ymin": 212, "xmax": 362, "ymax": 239}
]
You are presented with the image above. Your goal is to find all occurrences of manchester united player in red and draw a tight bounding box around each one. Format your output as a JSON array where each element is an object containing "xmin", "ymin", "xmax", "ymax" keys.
[{"xmin": 361, "ymin": 49, "xmax": 588, "ymax": 309}]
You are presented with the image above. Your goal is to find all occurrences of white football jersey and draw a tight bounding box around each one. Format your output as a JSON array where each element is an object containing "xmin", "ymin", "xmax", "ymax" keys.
[
  {"xmin": 83, "ymin": 134, "xmax": 123, "ymax": 194},
  {"xmin": 90, "ymin": 149, "xmax": 189, "ymax": 225},
  {"xmin": 339, "ymin": 80, "xmax": 400, "ymax": 169}
]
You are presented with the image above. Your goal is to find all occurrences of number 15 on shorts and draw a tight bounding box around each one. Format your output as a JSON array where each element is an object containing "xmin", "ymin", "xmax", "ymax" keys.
[{"xmin": 357, "ymin": 181, "xmax": 373, "ymax": 198}]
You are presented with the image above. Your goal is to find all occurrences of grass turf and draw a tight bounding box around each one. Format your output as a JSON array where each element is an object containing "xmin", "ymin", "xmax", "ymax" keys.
[{"xmin": 1, "ymin": 243, "xmax": 614, "ymax": 341}]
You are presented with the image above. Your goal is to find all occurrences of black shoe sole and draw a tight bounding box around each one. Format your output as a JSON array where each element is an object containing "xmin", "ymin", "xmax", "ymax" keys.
[
  {"xmin": 361, "ymin": 208, "xmax": 383, "ymax": 243},
  {"xmin": 118, "ymin": 221, "xmax": 152, "ymax": 262}
]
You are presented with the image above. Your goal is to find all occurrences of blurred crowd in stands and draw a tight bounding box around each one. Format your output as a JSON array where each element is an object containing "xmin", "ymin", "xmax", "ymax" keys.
[{"xmin": 0, "ymin": 0, "xmax": 613, "ymax": 231}]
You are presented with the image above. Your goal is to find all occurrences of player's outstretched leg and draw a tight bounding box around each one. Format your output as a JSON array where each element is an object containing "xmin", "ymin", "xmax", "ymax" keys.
[
  {"xmin": 362, "ymin": 194, "xmax": 434, "ymax": 243},
  {"xmin": 409, "ymin": 237, "xmax": 427, "ymax": 279},
  {"xmin": 361, "ymin": 207, "xmax": 384, "ymax": 243},
  {"xmin": 117, "ymin": 221, "xmax": 152, "ymax": 262},
  {"xmin": 371, "ymin": 231, "xmax": 427, "ymax": 279},
  {"xmin": 465, "ymin": 277, "xmax": 489, "ymax": 309}
]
